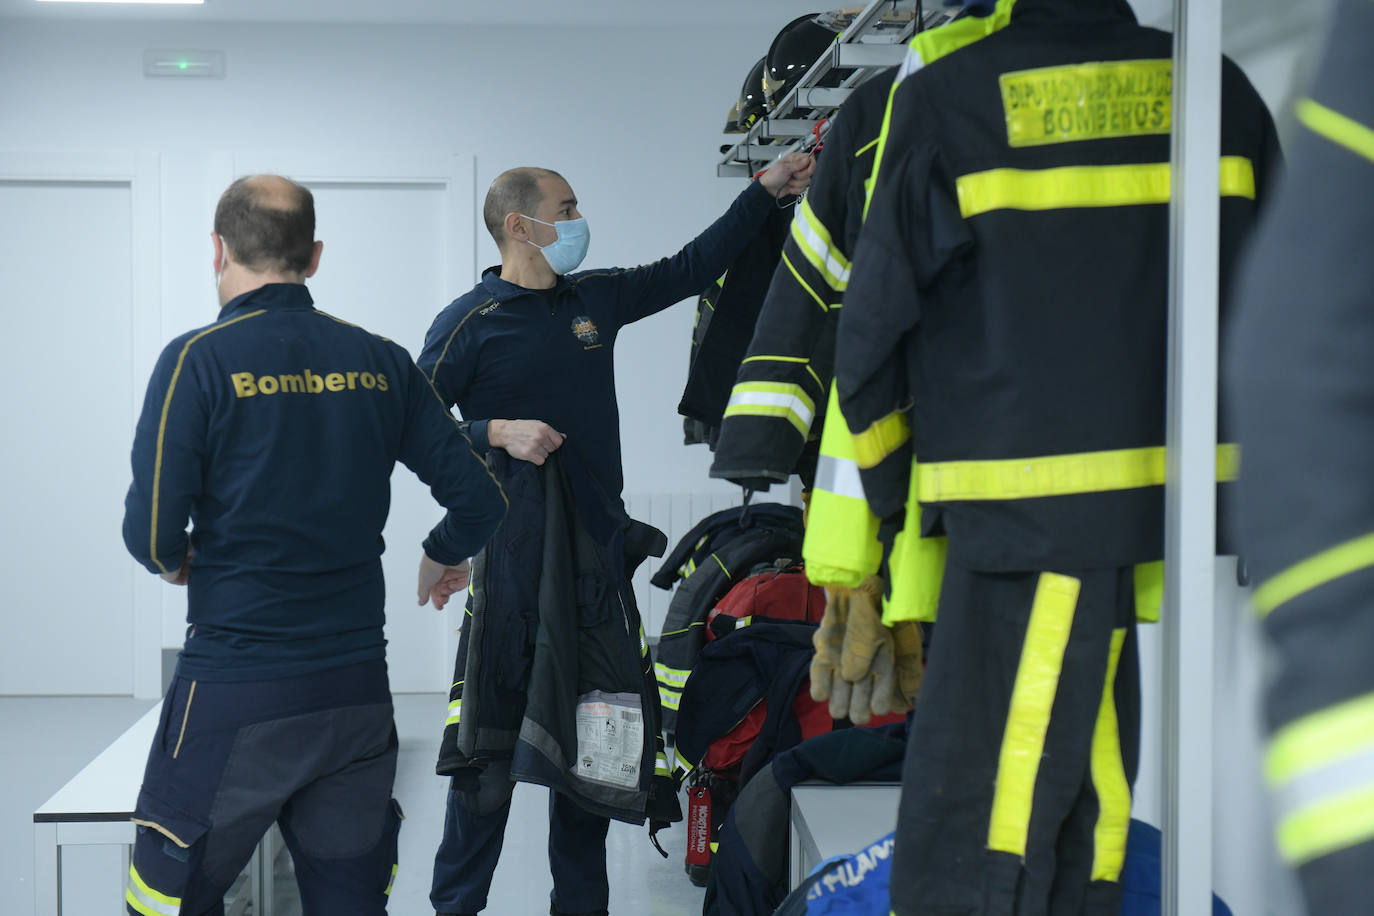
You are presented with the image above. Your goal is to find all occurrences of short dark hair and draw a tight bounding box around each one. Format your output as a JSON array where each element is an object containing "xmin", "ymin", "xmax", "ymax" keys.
[
  {"xmin": 214, "ymin": 175, "xmax": 316, "ymax": 274},
  {"xmin": 483, "ymin": 167, "xmax": 563, "ymax": 248}
]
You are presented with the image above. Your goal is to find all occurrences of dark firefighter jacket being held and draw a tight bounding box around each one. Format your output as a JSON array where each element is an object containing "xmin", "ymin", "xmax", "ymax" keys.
[
  {"xmin": 1228, "ymin": 1, "xmax": 1374, "ymax": 911},
  {"xmin": 122, "ymin": 282, "xmax": 507, "ymax": 682},
  {"xmin": 836, "ymin": 0, "xmax": 1282, "ymax": 573},
  {"xmin": 437, "ymin": 448, "xmax": 677, "ymax": 827}
]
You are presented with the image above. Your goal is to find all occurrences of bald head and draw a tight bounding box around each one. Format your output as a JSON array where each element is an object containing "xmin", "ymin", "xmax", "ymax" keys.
[
  {"xmin": 483, "ymin": 167, "xmax": 566, "ymax": 249},
  {"xmin": 214, "ymin": 174, "xmax": 316, "ymax": 274}
]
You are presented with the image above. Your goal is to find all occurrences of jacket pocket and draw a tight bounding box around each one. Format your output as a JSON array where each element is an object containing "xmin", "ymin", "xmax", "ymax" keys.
[
  {"xmin": 128, "ymin": 791, "xmax": 212, "ymax": 912},
  {"xmin": 576, "ymin": 572, "xmax": 609, "ymax": 628}
]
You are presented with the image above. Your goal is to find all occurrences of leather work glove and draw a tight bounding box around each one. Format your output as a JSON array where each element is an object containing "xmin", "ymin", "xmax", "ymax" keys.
[
  {"xmin": 838, "ymin": 576, "xmax": 888, "ymax": 683},
  {"xmin": 888, "ymin": 621, "xmax": 924, "ymax": 713},
  {"xmin": 812, "ymin": 576, "xmax": 906, "ymax": 724},
  {"xmin": 844, "ymin": 630, "xmax": 896, "ymax": 725},
  {"xmin": 810, "ymin": 585, "xmax": 849, "ymax": 706}
]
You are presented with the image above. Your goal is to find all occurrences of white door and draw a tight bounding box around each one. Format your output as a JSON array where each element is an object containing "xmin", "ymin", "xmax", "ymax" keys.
[{"xmin": 0, "ymin": 153, "xmax": 161, "ymax": 695}]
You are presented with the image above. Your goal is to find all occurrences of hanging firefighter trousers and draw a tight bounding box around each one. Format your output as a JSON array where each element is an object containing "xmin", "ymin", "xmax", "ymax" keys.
[{"xmin": 889, "ymin": 565, "xmax": 1139, "ymax": 916}]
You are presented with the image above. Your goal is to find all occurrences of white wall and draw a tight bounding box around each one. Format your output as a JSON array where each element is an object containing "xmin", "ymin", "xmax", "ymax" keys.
[
  {"xmin": 0, "ymin": 19, "xmax": 773, "ymax": 669},
  {"xmin": 0, "ymin": 6, "xmax": 1328, "ymax": 907}
]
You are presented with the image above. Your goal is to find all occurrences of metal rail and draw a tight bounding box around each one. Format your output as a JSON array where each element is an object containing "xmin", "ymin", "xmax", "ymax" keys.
[{"xmin": 716, "ymin": 0, "xmax": 949, "ymax": 177}]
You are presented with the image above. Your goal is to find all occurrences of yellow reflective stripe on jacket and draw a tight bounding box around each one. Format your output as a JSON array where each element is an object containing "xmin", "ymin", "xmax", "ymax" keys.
[
  {"xmin": 1090, "ymin": 628, "xmax": 1131, "ymax": 882},
  {"xmin": 805, "ymin": 387, "xmax": 883, "ymax": 588},
  {"xmin": 882, "ymin": 459, "xmax": 946, "ymax": 625},
  {"xmin": 1268, "ymin": 694, "xmax": 1374, "ymax": 864},
  {"xmin": 917, "ymin": 444, "xmax": 1240, "ymax": 502},
  {"xmin": 655, "ymin": 751, "xmax": 672, "ymax": 778},
  {"xmin": 385, "ymin": 863, "xmax": 398, "ymax": 895},
  {"xmin": 127, "ymin": 864, "xmax": 181, "ymax": 916},
  {"xmin": 446, "ymin": 697, "xmax": 462, "ymax": 727},
  {"xmin": 864, "ymin": 0, "xmax": 1018, "ymax": 220},
  {"xmin": 723, "ymin": 382, "xmax": 816, "ymax": 436},
  {"xmin": 1296, "ymin": 98, "xmax": 1374, "ymax": 164},
  {"xmin": 988, "ymin": 572, "xmax": 1081, "ymax": 856},
  {"xmin": 852, "ymin": 410, "xmax": 911, "ymax": 470},
  {"xmin": 1133, "ymin": 561, "xmax": 1163, "ymax": 624},
  {"xmin": 955, "ymin": 157, "xmax": 1256, "ymax": 218},
  {"xmin": 790, "ymin": 197, "xmax": 852, "ymax": 291},
  {"xmin": 780, "ymin": 249, "xmax": 835, "ymax": 313},
  {"xmin": 659, "ymin": 620, "xmax": 705, "ymax": 639},
  {"xmin": 1268, "ymin": 692, "xmax": 1374, "ymax": 789},
  {"xmin": 1252, "ymin": 530, "xmax": 1374, "ymax": 617},
  {"xmin": 1276, "ymin": 785, "xmax": 1374, "ymax": 865},
  {"xmin": 655, "ymin": 662, "xmax": 691, "ymax": 688},
  {"xmin": 659, "ymin": 689, "xmax": 682, "ymax": 712}
]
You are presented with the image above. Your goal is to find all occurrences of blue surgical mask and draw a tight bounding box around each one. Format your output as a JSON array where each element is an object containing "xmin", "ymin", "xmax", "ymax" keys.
[{"xmin": 522, "ymin": 214, "xmax": 590, "ymax": 275}]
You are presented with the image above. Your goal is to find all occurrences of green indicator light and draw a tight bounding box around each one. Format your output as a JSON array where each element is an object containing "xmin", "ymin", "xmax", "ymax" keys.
[{"xmin": 178, "ymin": 61, "xmax": 188, "ymax": 70}]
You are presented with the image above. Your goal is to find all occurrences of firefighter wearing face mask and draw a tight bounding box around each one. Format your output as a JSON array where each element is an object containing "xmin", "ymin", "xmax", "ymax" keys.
[{"xmin": 416, "ymin": 158, "xmax": 813, "ymax": 916}]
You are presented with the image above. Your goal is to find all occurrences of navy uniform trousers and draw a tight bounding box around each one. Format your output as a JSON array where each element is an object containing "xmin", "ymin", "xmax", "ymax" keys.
[
  {"xmin": 430, "ymin": 455, "xmax": 612, "ymax": 916},
  {"xmin": 125, "ymin": 659, "xmax": 402, "ymax": 916}
]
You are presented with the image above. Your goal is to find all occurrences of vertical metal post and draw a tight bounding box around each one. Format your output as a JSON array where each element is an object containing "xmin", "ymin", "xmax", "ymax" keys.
[{"xmin": 1164, "ymin": 0, "xmax": 1221, "ymax": 913}]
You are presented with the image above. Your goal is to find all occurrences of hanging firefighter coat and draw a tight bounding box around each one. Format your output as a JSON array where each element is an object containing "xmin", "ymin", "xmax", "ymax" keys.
[
  {"xmin": 679, "ymin": 205, "xmax": 795, "ymax": 439},
  {"xmin": 836, "ymin": 0, "xmax": 1281, "ymax": 572},
  {"xmin": 709, "ymin": 69, "xmax": 897, "ymax": 491}
]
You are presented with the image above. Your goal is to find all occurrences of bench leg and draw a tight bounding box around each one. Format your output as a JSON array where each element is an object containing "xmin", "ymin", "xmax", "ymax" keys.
[{"xmin": 33, "ymin": 823, "xmax": 59, "ymax": 916}]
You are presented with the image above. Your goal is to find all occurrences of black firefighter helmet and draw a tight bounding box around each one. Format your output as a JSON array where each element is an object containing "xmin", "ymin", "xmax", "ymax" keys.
[{"xmin": 763, "ymin": 13, "xmax": 846, "ymax": 112}]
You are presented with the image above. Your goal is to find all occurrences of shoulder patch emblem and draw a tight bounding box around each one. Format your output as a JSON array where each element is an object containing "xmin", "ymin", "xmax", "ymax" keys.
[{"xmin": 572, "ymin": 316, "xmax": 601, "ymax": 348}]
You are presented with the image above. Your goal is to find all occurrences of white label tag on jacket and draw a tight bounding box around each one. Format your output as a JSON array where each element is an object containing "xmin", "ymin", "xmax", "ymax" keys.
[{"xmin": 574, "ymin": 691, "xmax": 644, "ymax": 790}]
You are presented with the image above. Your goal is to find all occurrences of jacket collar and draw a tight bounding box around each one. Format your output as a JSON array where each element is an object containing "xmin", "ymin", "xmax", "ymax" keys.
[
  {"xmin": 1010, "ymin": 0, "xmax": 1138, "ymax": 26},
  {"xmin": 218, "ymin": 282, "xmax": 314, "ymax": 320},
  {"xmin": 480, "ymin": 266, "xmax": 573, "ymax": 303}
]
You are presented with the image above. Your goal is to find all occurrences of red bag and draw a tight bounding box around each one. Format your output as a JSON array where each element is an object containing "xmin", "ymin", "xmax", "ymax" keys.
[{"xmin": 704, "ymin": 564, "xmax": 826, "ymax": 641}]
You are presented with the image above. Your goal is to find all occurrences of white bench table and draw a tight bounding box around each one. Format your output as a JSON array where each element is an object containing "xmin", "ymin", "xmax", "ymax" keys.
[
  {"xmin": 32, "ymin": 701, "xmax": 280, "ymax": 916},
  {"xmin": 789, "ymin": 782, "xmax": 902, "ymax": 888}
]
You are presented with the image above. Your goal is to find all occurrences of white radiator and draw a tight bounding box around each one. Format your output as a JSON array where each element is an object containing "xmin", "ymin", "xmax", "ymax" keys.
[{"xmin": 624, "ymin": 490, "xmax": 751, "ymax": 640}]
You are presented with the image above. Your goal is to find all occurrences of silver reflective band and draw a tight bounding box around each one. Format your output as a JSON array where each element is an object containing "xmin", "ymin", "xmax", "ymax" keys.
[
  {"xmin": 1272, "ymin": 742, "xmax": 1374, "ymax": 828},
  {"xmin": 791, "ymin": 207, "xmax": 852, "ymax": 290},
  {"xmin": 814, "ymin": 454, "xmax": 867, "ymax": 501},
  {"xmin": 126, "ymin": 867, "xmax": 180, "ymax": 916},
  {"xmin": 724, "ymin": 389, "xmax": 815, "ymax": 430}
]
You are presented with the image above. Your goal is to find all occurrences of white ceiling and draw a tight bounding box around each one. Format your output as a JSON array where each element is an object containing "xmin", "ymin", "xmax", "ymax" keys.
[
  {"xmin": 0, "ymin": 0, "xmax": 1323, "ymax": 55},
  {"xmin": 0, "ymin": 0, "xmax": 829, "ymax": 28}
]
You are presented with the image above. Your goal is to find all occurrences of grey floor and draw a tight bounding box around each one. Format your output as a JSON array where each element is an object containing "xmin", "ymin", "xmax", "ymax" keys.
[{"xmin": 3, "ymin": 693, "xmax": 705, "ymax": 916}]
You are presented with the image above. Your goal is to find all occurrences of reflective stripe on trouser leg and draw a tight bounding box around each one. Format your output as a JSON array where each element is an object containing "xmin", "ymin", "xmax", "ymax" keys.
[
  {"xmin": 1090, "ymin": 628, "xmax": 1131, "ymax": 881},
  {"xmin": 126, "ymin": 863, "xmax": 181, "ymax": 916},
  {"xmin": 987, "ymin": 572, "xmax": 1082, "ymax": 856}
]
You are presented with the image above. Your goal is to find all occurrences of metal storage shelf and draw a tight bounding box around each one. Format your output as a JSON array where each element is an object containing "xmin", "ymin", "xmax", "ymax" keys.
[{"xmin": 716, "ymin": 0, "xmax": 951, "ymax": 177}]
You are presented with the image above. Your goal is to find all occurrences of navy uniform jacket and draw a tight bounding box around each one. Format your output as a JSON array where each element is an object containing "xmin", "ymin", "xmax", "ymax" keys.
[
  {"xmin": 122, "ymin": 283, "xmax": 507, "ymax": 681},
  {"xmin": 418, "ymin": 180, "xmax": 775, "ymax": 501}
]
